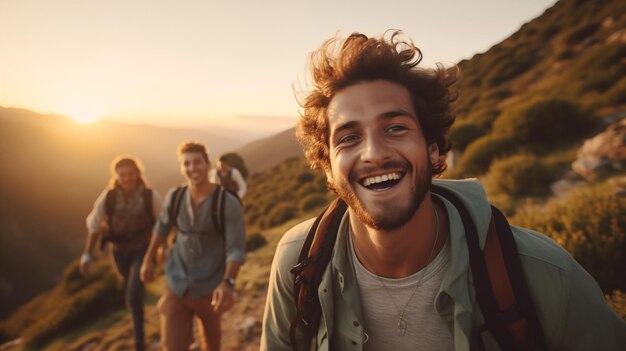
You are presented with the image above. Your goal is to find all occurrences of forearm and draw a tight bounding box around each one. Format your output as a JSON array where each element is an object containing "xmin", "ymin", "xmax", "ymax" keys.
[
  {"xmin": 83, "ymin": 232, "xmax": 101, "ymax": 254},
  {"xmin": 224, "ymin": 260, "xmax": 241, "ymax": 281},
  {"xmin": 143, "ymin": 233, "xmax": 167, "ymax": 265}
]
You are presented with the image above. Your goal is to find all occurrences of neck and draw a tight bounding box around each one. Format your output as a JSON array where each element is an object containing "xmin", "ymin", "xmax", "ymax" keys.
[
  {"xmin": 349, "ymin": 193, "xmax": 449, "ymax": 278},
  {"xmin": 187, "ymin": 181, "xmax": 215, "ymax": 206}
]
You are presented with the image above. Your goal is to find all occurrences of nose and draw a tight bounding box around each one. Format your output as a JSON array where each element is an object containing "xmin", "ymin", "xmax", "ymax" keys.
[{"xmin": 360, "ymin": 132, "xmax": 391, "ymax": 165}]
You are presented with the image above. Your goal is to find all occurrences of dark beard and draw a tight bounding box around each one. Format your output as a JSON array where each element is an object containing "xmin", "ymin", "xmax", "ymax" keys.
[{"xmin": 334, "ymin": 155, "xmax": 433, "ymax": 231}]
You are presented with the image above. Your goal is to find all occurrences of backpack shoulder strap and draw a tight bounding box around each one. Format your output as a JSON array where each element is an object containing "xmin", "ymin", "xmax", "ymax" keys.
[
  {"xmin": 211, "ymin": 185, "xmax": 227, "ymax": 236},
  {"xmin": 430, "ymin": 184, "xmax": 546, "ymax": 351},
  {"xmin": 487, "ymin": 206, "xmax": 547, "ymax": 350},
  {"xmin": 289, "ymin": 198, "xmax": 347, "ymax": 351},
  {"xmin": 143, "ymin": 188, "xmax": 154, "ymax": 222},
  {"xmin": 105, "ymin": 189, "xmax": 116, "ymax": 220},
  {"xmin": 168, "ymin": 185, "xmax": 187, "ymax": 229}
]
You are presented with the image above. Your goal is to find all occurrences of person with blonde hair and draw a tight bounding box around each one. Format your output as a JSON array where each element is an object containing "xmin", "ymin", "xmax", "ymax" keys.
[{"xmin": 81, "ymin": 155, "xmax": 162, "ymax": 351}]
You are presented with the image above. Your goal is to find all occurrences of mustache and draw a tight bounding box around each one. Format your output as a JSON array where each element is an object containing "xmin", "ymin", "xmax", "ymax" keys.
[{"xmin": 349, "ymin": 159, "xmax": 411, "ymax": 182}]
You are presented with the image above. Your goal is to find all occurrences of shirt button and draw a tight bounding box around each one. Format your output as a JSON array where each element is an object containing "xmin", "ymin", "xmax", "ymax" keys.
[
  {"xmin": 351, "ymin": 340, "xmax": 357, "ymax": 346},
  {"xmin": 353, "ymin": 321, "xmax": 360, "ymax": 327}
]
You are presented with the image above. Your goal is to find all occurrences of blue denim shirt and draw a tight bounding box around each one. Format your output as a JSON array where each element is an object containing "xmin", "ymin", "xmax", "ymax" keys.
[{"xmin": 155, "ymin": 186, "xmax": 246, "ymax": 298}]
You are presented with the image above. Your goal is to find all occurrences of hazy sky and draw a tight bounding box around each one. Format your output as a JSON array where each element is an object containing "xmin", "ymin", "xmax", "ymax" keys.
[{"xmin": 1, "ymin": 0, "xmax": 557, "ymax": 136}]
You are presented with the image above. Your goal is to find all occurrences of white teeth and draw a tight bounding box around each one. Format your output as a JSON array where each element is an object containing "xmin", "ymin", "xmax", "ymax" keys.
[{"xmin": 363, "ymin": 172, "xmax": 401, "ymax": 187}]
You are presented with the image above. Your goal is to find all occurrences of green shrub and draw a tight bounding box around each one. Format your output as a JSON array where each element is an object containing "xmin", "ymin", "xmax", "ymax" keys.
[
  {"xmin": 264, "ymin": 203, "xmax": 299, "ymax": 228},
  {"xmin": 512, "ymin": 183, "xmax": 626, "ymax": 292},
  {"xmin": 493, "ymin": 99, "xmax": 598, "ymax": 149},
  {"xmin": 485, "ymin": 153, "xmax": 556, "ymax": 198},
  {"xmin": 606, "ymin": 290, "xmax": 626, "ymax": 320},
  {"xmin": 567, "ymin": 44, "xmax": 626, "ymax": 95},
  {"xmin": 246, "ymin": 232, "xmax": 268, "ymax": 252},
  {"xmin": 451, "ymin": 134, "xmax": 519, "ymax": 177},
  {"xmin": 563, "ymin": 22, "xmax": 600, "ymax": 45},
  {"xmin": 299, "ymin": 194, "xmax": 329, "ymax": 213},
  {"xmin": 448, "ymin": 123, "xmax": 487, "ymax": 151},
  {"xmin": 297, "ymin": 171, "xmax": 315, "ymax": 184},
  {"xmin": 0, "ymin": 258, "xmax": 126, "ymax": 349}
]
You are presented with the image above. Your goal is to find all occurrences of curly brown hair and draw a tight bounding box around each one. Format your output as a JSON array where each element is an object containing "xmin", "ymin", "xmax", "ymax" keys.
[
  {"xmin": 177, "ymin": 140, "xmax": 209, "ymax": 162},
  {"xmin": 295, "ymin": 30, "xmax": 459, "ymax": 176}
]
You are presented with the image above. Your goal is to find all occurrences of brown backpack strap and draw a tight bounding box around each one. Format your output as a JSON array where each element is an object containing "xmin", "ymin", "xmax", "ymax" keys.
[
  {"xmin": 484, "ymin": 214, "xmax": 528, "ymax": 346},
  {"xmin": 289, "ymin": 198, "xmax": 347, "ymax": 351}
]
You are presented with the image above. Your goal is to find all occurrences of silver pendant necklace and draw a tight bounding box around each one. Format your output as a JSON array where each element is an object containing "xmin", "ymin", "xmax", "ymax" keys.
[{"xmin": 354, "ymin": 206, "xmax": 441, "ymax": 336}]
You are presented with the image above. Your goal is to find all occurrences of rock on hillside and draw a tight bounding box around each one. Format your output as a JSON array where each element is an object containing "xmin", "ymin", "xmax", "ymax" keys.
[{"xmin": 573, "ymin": 116, "xmax": 626, "ymax": 181}]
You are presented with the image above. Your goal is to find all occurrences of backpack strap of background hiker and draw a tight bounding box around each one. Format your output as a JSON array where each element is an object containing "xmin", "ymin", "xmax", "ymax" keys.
[
  {"xmin": 168, "ymin": 185, "xmax": 187, "ymax": 229},
  {"xmin": 211, "ymin": 185, "xmax": 227, "ymax": 236},
  {"xmin": 289, "ymin": 198, "xmax": 347, "ymax": 351},
  {"xmin": 143, "ymin": 188, "xmax": 154, "ymax": 222},
  {"xmin": 430, "ymin": 184, "xmax": 546, "ymax": 351},
  {"xmin": 105, "ymin": 189, "xmax": 116, "ymax": 220}
]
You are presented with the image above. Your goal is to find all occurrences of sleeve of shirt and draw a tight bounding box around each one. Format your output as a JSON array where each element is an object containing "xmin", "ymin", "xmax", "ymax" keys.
[
  {"xmin": 261, "ymin": 220, "xmax": 316, "ymax": 350},
  {"xmin": 232, "ymin": 168, "xmax": 247, "ymax": 199},
  {"xmin": 154, "ymin": 188, "xmax": 176, "ymax": 237},
  {"xmin": 85, "ymin": 188, "xmax": 109, "ymax": 234},
  {"xmin": 556, "ymin": 259, "xmax": 626, "ymax": 350},
  {"xmin": 151, "ymin": 189, "xmax": 163, "ymax": 220},
  {"xmin": 223, "ymin": 193, "xmax": 246, "ymax": 264}
]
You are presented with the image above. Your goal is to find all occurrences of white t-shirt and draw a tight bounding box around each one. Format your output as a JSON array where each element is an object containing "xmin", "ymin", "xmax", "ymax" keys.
[{"xmin": 349, "ymin": 233, "xmax": 454, "ymax": 351}]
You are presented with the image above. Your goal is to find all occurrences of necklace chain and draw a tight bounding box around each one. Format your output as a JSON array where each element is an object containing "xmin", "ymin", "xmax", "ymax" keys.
[{"xmin": 353, "ymin": 205, "xmax": 441, "ymax": 336}]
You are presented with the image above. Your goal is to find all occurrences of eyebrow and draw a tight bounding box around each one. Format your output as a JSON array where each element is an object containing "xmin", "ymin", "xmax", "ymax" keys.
[{"xmin": 380, "ymin": 108, "xmax": 414, "ymax": 120}]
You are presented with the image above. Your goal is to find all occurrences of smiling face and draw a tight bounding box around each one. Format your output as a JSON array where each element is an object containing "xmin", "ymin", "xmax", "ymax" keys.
[
  {"xmin": 116, "ymin": 165, "xmax": 141, "ymax": 193},
  {"xmin": 180, "ymin": 152, "xmax": 210, "ymax": 186},
  {"xmin": 326, "ymin": 80, "xmax": 439, "ymax": 230}
]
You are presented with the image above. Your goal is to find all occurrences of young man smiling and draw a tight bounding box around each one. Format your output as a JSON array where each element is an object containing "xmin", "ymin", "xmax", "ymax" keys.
[
  {"xmin": 260, "ymin": 31, "xmax": 626, "ymax": 350},
  {"xmin": 140, "ymin": 141, "xmax": 246, "ymax": 351}
]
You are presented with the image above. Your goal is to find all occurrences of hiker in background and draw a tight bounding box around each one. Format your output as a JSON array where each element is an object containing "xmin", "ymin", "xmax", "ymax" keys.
[
  {"xmin": 81, "ymin": 155, "xmax": 162, "ymax": 351},
  {"xmin": 140, "ymin": 141, "xmax": 246, "ymax": 351},
  {"xmin": 261, "ymin": 31, "xmax": 626, "ymax": 351},
  {"xmin": 210, "ymin": 154, "xmax": 247, "ymax": 200}
]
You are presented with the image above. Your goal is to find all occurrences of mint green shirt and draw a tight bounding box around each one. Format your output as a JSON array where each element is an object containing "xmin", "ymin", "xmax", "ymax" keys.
[{"xmin": 261, "ymin": 179, "xmax": 626, "ymax": 350}]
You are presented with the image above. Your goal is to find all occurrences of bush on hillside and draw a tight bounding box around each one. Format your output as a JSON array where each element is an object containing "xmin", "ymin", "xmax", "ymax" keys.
[
  {"xmin": 512, "ymin": 183, "xmax": 626, "ymax": 292},
  {"xmin": 493, "ymin": 99, "xmax": 598, "ymax": 149},
  {"xmin": 246, "ymin": 232, "xmax": 268, "ymax": 252},
  {"xmin": 447, "ymin": 123, "xmax": 487, "ymax": 151},
  {"xmin": 568, "ymin": 44, "xmax": 626, "ymax": 94},
  {"xmin": 485, "ymin": 153, "xmax": 556, "ymax": 199},
  {"xmin": 563, "ymin": 22, "xmax": 600, "ymax": 45},
  {"xmin": 606, "ymin": 290, "xmax": 626, "ymax": 320},
  {"xmin": 297, "ymin": 171, "xmax": 315, "ymax": 184},
  {"xmin": 484, "ymin": 46, "xmax": 539, "ymax": 86},
  {"xmin": 299, "ymin": 194, "xmax": 330, "ymax": 213},
  {"xmin": 263, "ymin": 203, "xmax": 299, "ymax": 229},
  {"xmin": 449, "ymin": 134, "xmax": 519, "ymax": 178},
  {"xmin": 604, "ymin": 77, "xmax": 626, "ymax": 105},
  {"xmin": 0, "ymin": 258, "xmax": 125, "ymax": 349}
]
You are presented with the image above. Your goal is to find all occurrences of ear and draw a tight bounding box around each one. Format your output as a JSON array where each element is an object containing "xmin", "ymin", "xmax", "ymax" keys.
[{"xmin": 428, "ymin": 142, "xmax": 439, "ymax": 167}]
